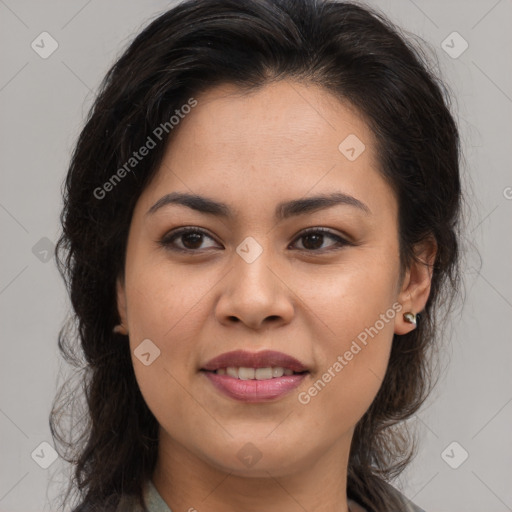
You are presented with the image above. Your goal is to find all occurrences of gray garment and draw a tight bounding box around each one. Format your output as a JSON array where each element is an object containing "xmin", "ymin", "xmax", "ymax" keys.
[
  {"xmin": 114, "ymin": 480, "xmax": 169, "ymax": 512},
  {"xmin": 378, "ymin": 480, "xmax": 427, "ymax": 512},
  {"xmin": 115, "ymin": 479, "xmax": 425, "ymax": 512}
]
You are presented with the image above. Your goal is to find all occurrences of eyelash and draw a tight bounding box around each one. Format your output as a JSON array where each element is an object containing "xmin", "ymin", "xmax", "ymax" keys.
[{"xmin": 158, "ymin": 226, "xmax": 352, "ymax": 254}]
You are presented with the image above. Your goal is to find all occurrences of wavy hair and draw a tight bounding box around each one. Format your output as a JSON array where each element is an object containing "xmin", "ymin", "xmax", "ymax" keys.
[{"xmin": 50, "ymin": 1, "xmax": 464, "ymax": 510}]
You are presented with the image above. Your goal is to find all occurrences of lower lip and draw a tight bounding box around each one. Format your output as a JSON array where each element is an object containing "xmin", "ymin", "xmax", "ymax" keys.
[{"xmin": 202, "ymin": 371, "xmax": 308, "ymax": 402}]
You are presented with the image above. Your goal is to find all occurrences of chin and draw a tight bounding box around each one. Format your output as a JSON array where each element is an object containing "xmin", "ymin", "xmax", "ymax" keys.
[{"xmin": 197, "ymin": 437, "xmax": 311, "ymax": 478}]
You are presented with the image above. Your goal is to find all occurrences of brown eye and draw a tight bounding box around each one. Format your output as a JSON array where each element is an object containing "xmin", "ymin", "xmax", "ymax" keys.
[
  {"xmin": 291, "ymin": 228, "xmax": 351, "ymax": 252},
  {"xmin": 160, "ymin": 227, "xmax": 220, "ymax": 252},
  {"xmin": 178, "ymin": 231, "xmax": 204, "ymax": 250}
]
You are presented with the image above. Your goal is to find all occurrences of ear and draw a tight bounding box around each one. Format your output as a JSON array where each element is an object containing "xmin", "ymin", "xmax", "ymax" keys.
[
  {"xmin": 116, "ymin": 275, "xmax": 128, "ymax": 327},
  {"xmin": 394, "ymin": 236, "xmax": 437, "ymax": 335}
]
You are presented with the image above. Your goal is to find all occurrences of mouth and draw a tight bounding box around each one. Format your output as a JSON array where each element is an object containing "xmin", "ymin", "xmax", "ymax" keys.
[
  {"xmin": 200, "ymin": 350, "xmax": 309, "ymax": 402},
  {"xmin": 202, "ymin": 366, "xmax": 308, "ymax": 379}
]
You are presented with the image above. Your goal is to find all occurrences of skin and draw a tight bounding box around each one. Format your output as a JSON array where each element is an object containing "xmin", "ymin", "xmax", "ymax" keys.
[{"xmin": 116, "ymin": 79, "xmax": 436, "ymax": 512}]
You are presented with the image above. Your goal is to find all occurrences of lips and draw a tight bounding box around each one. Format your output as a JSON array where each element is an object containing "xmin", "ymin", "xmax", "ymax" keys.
[
  {"xmin": 201, "ymin": 349, "xmax": 309, "ymax": 373},
  {"xmin": 200, "ymin": 350, "xmax": 309, "ymax": 402}
]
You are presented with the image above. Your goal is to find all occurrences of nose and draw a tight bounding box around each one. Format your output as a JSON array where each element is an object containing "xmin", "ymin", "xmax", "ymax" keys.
[{"xmin": 214, "ymin": 244, "xmax": 295, "ymax": 331}]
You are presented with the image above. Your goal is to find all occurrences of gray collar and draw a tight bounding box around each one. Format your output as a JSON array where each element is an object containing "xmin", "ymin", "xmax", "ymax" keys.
[{"xmin": 116, "ymin": 479, "xmax": 425, "ymax": 512}]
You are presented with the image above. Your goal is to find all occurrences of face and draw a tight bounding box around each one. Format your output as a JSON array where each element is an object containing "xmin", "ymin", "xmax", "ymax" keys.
[{"xmin": 116, "ymin": 79, "xmax": 433, "ymax": 479}]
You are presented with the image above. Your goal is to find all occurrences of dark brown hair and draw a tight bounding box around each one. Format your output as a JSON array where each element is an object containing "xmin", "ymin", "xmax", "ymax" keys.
[{"xmin": 51, "ymin": 1, "xmax": 464, "ymax": 511}]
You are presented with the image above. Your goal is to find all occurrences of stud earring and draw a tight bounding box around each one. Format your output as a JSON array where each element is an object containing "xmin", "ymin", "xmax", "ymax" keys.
[
  {"xmin": 113, "ymin": 323, "xmax": 128, "ymax": 335},
  {"xmin": 403, "ymin": 312, "xmax": 417, "ymax": 325}
]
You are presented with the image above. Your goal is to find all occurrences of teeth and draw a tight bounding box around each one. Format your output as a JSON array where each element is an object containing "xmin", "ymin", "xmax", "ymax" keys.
[
  {"xmin": 272, "ymin": 367, "xmax": 284, "ymax": 377},
  {"xmin": 238, "ymin": 367, "xmax": 255, "ymax": 380},
  {"xmin": 226, "ymin": 367, "xmax": 238, "ymax": 378},
  {"xmin": 218, "ymin": 366, "xmax": 298, "ymax": 379},
  {"xmin": 255, "ymin": 368, "xmax": 272, "ymax": 380}
]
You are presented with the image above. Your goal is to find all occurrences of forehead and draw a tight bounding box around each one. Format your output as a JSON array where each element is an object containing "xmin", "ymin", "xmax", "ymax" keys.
[
  {"xmin": 170, "ymin": 80, "xmax": 374, "ymax": 163},
  {"xmin": 140, "ymin": 80, "xmax": 396, "ymax": 223}
]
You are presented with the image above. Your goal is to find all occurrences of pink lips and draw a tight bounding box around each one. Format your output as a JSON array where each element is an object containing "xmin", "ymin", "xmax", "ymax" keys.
[{"xmin": 201, "ymin": 349, "xmax": 309, "ymax": 402}]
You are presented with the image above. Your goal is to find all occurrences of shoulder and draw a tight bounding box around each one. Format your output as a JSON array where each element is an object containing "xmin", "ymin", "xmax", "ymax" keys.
[
  {"xmin": 96, "ymin": 479, "xmax": 425, "ymax": 512},
  {"xmin": 383, "ymin": 481, "xmax": 426, "ymax": 512},
  {"xmin": 348, "ymin": 481, "xmax": 426, "ymax": 512},
  {"xmin": 113, "ymin": 480, "xmax": 172, "ymax": 512}
]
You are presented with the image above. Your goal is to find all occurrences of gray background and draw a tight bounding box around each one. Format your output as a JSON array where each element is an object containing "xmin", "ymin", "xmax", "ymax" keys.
[{"xmin": 1, "ymin": 0, "xmax": 511, "ymax": 511}]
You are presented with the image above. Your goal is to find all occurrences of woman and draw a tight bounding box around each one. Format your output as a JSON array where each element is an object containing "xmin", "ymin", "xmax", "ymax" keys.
[{"xmin": 51, "ymin": 0, "xmax": 463, "ymax": 511}]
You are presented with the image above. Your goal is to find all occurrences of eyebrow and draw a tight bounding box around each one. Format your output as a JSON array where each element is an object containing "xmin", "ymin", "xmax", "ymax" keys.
[{"xmin": 146, "ymin": 191, "xmax": 371, "ymax": 219}]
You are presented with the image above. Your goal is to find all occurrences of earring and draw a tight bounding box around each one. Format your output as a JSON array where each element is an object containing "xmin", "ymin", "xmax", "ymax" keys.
[
  {"xmin": 403, "ymin": 312, "xmax": 417, "ymax": 325},
  {"xmin": 113, "ymin": 323, "xmax": 128, "ymax": 335}
]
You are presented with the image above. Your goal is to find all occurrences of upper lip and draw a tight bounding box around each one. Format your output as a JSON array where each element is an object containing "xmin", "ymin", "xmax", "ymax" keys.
[{"xmin": 201, "ymin": 350, "xmax": 309, "ymax": 372}]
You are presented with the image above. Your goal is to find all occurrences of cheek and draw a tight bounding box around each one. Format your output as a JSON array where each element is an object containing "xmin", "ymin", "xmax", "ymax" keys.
[
  {"xmin": 298, "ymin": 298, "xmax": 395, "ymax": 434},
  {"xmin": 125, "ymin": 258, "xmax": 217, "ymax": 400},
  {"xmin": 125, "ymin": 266, "xmax": 209, "ymax": 434},
  {"xmin": 126, "ymin": 257, "xmax": 212, "ymax": 343},
  {"xmin": 293, "ymin": 257, "xmax": 398, "ymax": 422},
  {"xmin": 294, "ymin": 248, "xmax": 399, "ymax": 343}
]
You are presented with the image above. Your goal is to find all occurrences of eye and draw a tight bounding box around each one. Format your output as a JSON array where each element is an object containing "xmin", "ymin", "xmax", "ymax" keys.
[
  {"xmin": 291, "ymin": 227, "xmax": 351, "ymax": 252},
  {"xmin": 159, "ymin": 226, "xmax": 352, "ymax": 254},
  {"xmin": 159, "ymin": 227, "xmax": 220, "ymax": 252}
]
